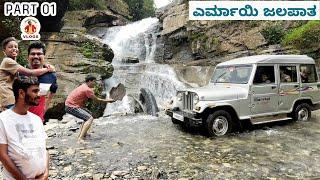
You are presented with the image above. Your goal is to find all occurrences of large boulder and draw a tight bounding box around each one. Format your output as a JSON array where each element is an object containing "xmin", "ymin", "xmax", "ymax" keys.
[
  {"xmin": 160, "ymin": 4, "xmax": 188, "ymax": 36},
  {"xmin": 36, "ymin": 0, "xmax": 69, "ymax": 32},
  {"xmin": 106, "ymin": 0, "xmax": 131, "ymax": 19},
  {"xmin": 61, "ymin": 10, "xmax": 128, "ymax": 33}
]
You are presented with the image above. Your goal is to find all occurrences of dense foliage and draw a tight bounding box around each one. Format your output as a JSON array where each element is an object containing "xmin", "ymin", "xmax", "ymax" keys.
[
  {"xmin": 69, "ymin": 0, "xmax": 106, "ymax": 10},
  {"xmin": 283, "ymin": 21, "xmax": 320, "ymax": 51},
  {"xmin": 81, "ymin": 42, "xmax": 96, "ymax": 58},
  {"xmin": 261, "ymin": 24, "xmax": 285, "ymax": 45},
  {"xmin": 124, "ymin": 0, "xmax": 155, "ymax": 20}
]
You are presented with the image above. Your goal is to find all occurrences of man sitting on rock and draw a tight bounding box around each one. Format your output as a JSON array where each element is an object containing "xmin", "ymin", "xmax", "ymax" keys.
[
  {"xmin": 65, "ymin": 75, "xmax": 115, "ymax": 142},
  {"xmin": 0, "ymin": 76, "xmax": 49, "ymax": 179}
]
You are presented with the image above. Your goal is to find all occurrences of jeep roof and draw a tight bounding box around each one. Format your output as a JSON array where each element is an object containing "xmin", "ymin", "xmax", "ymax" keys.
[{"xmin": 218, "ymin": 55, "xmax": 314, "ymax": 66}]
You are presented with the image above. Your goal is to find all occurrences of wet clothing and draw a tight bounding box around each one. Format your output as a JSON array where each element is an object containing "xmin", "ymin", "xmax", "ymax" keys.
[
  {"xmin": 0, "ymin": 58, "xmax": 23, "ymax": 110},
  {"xmin": 0, "ymin": 109, "xmax": 47, "ymax": 179},
  {"xmin": 28, "ymin": 72, "xmax": 58, "ymax": 121}
]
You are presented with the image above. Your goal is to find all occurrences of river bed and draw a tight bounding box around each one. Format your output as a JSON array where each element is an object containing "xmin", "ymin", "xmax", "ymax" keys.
[{"xmin": 46, "ymin": 110, "xmax": 320, "ymax": 179}]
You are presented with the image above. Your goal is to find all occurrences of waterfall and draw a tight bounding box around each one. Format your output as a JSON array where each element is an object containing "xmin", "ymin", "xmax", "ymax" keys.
[
  {"xmin": 90, "ymin": 17, "xmax": 188, "ymax": 116},
  {"xmin": 103, "ymin": 17, "xmax": 159, "ymax": 63}
]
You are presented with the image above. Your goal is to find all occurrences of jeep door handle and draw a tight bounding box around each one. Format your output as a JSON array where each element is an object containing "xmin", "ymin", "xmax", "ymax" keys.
[
  {"xmin": 294, "ymin": 85, "xmax": 299, "ymax": 88},
  {"xmin": 271, "ymin": 86, "xmax": 277, "ymax": 89}
]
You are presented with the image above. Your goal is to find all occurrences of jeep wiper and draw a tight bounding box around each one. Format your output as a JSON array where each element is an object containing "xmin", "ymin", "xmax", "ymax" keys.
[{"xmin": 213, "ymin": 72, "xmax": 227, "ymax": 85}]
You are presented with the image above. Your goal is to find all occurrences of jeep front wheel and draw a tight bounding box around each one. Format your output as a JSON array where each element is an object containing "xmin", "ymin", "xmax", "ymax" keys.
[
  {"xmin": 292, "ymin": 103, "xmax": 311, "ymax": 121},
  {"xmin": 171, "ymin": 118, "xmax": 181, "ymax": 124},
  {"xmin": 206, "ymin": 110, "xmax": 232, "ymax": 136}
]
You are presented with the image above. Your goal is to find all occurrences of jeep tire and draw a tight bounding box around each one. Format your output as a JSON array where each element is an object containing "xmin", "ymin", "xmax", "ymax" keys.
[
  {"xmin": 171, "ymin": 118, "xmax": 181, "ymax": 124},
  {"xmin": 206, "ymin": 110, "xmax": 233, "ymax": 136},
  {"xmin": 292, "ymin": 103, "xmax": 311, "ymax": 121}
]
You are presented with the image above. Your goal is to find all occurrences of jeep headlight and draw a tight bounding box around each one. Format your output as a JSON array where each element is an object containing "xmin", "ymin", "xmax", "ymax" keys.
[
  {"xmin": 193, "ymin": 94, "xmax": 199, "ymax": 104},
  {"xmin": 177, "ymin": 92, "xmax": 183, "ymax": 101}
]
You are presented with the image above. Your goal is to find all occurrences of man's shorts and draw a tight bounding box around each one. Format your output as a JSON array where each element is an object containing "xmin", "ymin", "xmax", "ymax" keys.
[{"xmin": 65, "ymin": 106, "xmax": 93, "ymax": 122}]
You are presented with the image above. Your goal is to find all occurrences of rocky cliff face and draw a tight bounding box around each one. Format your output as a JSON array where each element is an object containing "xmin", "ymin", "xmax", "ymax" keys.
[
  {"xmin": 40, "ymin": 32, "xmax": 114, "ymax": 119},
  {"xmin": 155, "ymin": 1, "xmax": 315, "ymax": 65},
  {"xmin": 39, "ymin": 8, "xmax": 127, "ymax": 119}
]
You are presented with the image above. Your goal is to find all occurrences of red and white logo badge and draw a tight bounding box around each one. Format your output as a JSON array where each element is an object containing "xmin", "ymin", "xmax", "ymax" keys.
[{"xmin": 20, "ymin": 17, "xmax": 41, "ymax": 40}]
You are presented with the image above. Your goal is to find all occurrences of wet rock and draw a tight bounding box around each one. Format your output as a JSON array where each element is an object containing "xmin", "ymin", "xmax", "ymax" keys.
[
  {"xmin": 156, "ymin": 170, "xmax": 168, "ymax": 179},
  {"xmin": 50, "ymin": 170, "xmax": 58, "ymax": 178},
  {"xmin": 49, "ymin": 150, "xmax": 59, "ymax": 156},
  {"xmin": 122, "ymin": 56, "xmax": 139, "ymax": 63},
  {"xmin": 110, "ymin": 174, "xmax": 117, "ymax": 179},
  {"xmin": 63, "ymin": 166, "xmax": 72, "ymax": 172},
  {"xmin": 137, "ymin": 166, "xmax": 148, "ymax": 171},
  {"xmin": 75, "ymin": 173, "xmax": 92, "ymax": 179},
  {"xmin": 222, "ymin": 163, "xmax": 232, "ymax": 168},
  {"xmin": 112, "ymin": 170, "xmax": 129, "ymax": 177},
  {"xmin": 47, "ymin": 145, "xmax": 55, "ymax": 150},
  {"xmin": 93, "ymin": 173, "xmax": 104, "ymax": 180},
  {"xmin": 65, "ymin": 148, "xmax": 76, "ymax": 155}
]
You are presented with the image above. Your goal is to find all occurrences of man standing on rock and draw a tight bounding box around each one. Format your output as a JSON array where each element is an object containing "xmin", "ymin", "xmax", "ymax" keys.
[
  {"xmin": 0, "ymin": 76, "xmax": 49, "ymax": 180},
  {"xmin": 28, "ymin": 41, "xmax": 58, "ymax": 122},
  {"xmin": 65, "ymin": 75, "xmax": 115, "ymax": 142}
]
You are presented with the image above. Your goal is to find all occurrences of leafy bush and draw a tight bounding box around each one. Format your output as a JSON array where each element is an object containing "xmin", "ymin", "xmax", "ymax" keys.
[
  {"xmin": 0, "ymin": 17, "xmax": 21, "ymax": 40},
  {"xmin": 16, "ymin": 45, "xmax": 28, "ymax": 67},
  {"xmin": 123, "ymin": 0, "xmax": 155, "ymax": 20},
  {"xmin": 81, "ymin": 42, "xmax": 96, "ymax": 58},
  {"xmin": 261, "ymin": 25, "xmax": 285, "ymax": 45},
  {"xmin": 283, "ymin": 21, "xmax": 320, "ymax": 51},
  {"xmin": 69, "ymin": 0, "xmax": 106, "ymax": 10}
]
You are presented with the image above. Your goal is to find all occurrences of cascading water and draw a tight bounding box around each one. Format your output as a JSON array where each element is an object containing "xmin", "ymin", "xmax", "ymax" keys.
[
  {"xmin": 90, "ymin": 17, "xmax": 188, "ymax": 116},
  {"xmin": 103, "ymin": 17, "xmax": 159, "ymax": 63}
]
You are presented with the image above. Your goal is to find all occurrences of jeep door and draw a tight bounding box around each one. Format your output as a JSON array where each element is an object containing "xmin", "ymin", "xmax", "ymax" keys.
[
  {"xmin": 299, "ymin": 64, "xmax": 320, "ymax": 102},
  {"xmin": 278, "ymin": 65, "xmax": 300, "ymax": 112},
  {"xmin": 250, "ymin": 65, "xmax": 278, "ymax": 115}
]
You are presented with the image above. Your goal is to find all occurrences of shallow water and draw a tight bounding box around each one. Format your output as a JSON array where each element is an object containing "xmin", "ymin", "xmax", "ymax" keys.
[{"xmin": 49, "ymin": 110, "xmax": 320, "ymax": 179}]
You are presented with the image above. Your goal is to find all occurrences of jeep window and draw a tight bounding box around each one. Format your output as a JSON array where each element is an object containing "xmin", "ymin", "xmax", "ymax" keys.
[
  {"xmin": 279, "ymin": 66, "xmax": 297, "ymax": 83},
  {"xmin": 211, "ymin": 65, "xmax": 252, "ymax": 84},
  {"xmin": 300, "ymin": 64, "xmax": 318, "ymax": 83},
  {"xmin": 253, "ymin": 66, "xmax": 275, "ymax": 84}
]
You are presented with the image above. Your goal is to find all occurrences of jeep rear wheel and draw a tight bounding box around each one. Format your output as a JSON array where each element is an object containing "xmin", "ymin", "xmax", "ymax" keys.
[
  {"xmin": 292, "ymin": 103, "xmax": 311, "ymax": 121},
  {"xmin": 206, "ymin": 110, "xmax": 232, "ymax": 136}
]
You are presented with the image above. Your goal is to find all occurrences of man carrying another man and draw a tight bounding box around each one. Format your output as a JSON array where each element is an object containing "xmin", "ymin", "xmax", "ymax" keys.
[
  {"xmin": 65, "ymin": 75, "xmax": 115, "ymax": 142},
  {"xmin": 27, "ymin": 41, "xmax": 58, "ymax": 122}
]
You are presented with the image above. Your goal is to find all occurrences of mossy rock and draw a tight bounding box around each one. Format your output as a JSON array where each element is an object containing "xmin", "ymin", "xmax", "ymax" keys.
[{"xmin": 82, "ymin": 64, "xmax": 114, "ymax": 80}]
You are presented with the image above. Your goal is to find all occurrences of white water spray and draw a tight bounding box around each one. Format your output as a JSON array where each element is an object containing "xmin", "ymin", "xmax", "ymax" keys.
[{"xmin": 103, "ymin": 17, "xmax": 159, "ymax": 63}]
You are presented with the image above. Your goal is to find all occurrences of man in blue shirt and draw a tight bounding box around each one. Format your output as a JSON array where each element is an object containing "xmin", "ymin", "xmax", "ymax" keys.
[{"xmin": 27, "ymin": 42, "xmax": 58, "ymax": 122}]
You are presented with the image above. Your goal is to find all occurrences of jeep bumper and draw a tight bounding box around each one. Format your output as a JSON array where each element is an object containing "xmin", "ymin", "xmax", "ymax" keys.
[{"xmin": 165, "ymin": 109, "xmax": 203, "ymax": 127}]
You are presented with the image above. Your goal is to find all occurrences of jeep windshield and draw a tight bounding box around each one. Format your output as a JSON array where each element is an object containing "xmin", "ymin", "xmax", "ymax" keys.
[{"xmin": 211, "ymin": 65, "xmax": 252, "ymax": 84}]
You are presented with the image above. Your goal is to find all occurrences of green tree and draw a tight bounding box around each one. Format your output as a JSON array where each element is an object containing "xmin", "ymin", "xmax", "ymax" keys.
[{"xmin": 124, "ymin": 0, "xmax": 155, "ymax": 21}]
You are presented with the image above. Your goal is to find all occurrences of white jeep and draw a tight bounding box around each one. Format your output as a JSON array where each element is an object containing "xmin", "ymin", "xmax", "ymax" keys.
[{"xmin": 166, "ymin": 55, "xmax": 320, "ymax": 136}]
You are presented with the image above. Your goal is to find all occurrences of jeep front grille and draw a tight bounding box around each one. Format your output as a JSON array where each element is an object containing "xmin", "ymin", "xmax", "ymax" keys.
[{"xmin": 183, "ymin": 92, "xmax": 194, "ymax": 110}]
